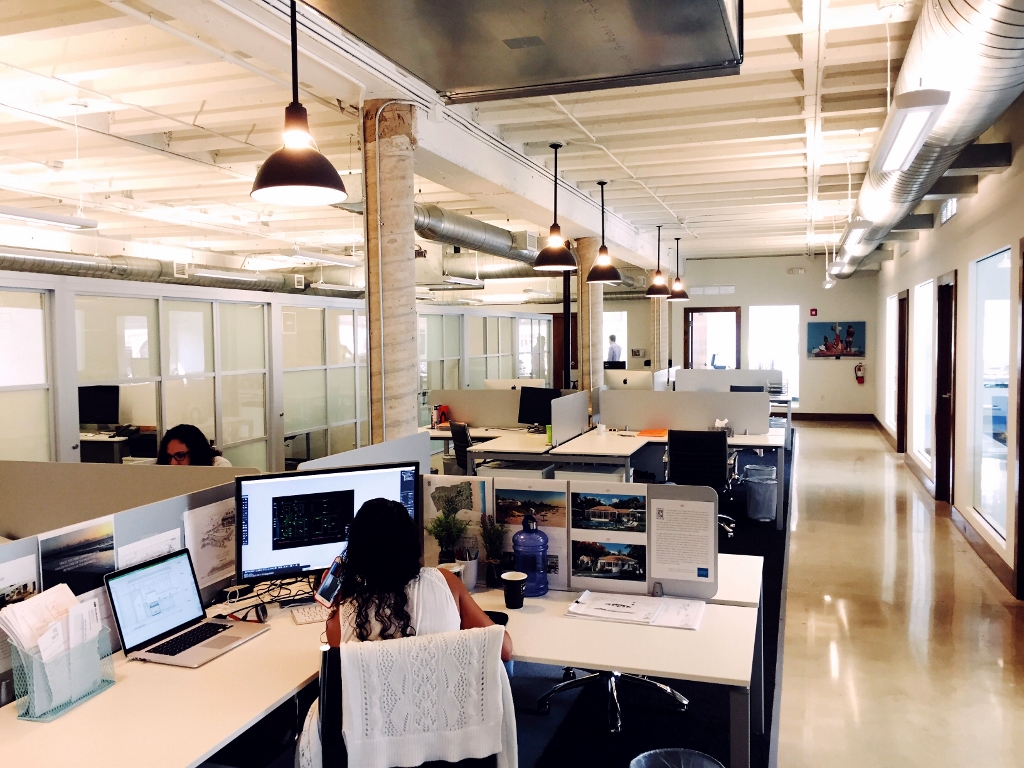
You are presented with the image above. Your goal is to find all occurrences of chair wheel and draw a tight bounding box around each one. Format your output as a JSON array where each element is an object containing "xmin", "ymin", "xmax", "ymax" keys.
[{"xmin": 562, "ymin": 668, "xmax": 576, "ymax": 682}]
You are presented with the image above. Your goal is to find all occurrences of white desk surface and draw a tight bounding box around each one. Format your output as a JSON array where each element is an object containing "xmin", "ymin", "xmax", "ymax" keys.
[
  {"xmin": 712, "ymin": 554, "xmax": 764, "ymax": 608},
  {"xmin": 549, "ymin": 430, "xmax": 651, "ymax": 457},
  {"xmin": 79, "ymin": 432, "xmax": 129, "ymax": 442},
  {"xmin": 466, "ymin": 433, "xmax": 552, "ymax": 454},
  {"xmin": 474, "ymin": 589, "xmax": 757, "ymax": 687},
  {"xmin": 729, "ymin": 431, "xmax": 785, "ymax": 448},
  {"xmin": 599, "ymin": 428, "xmax": 784, "ymax": 449},
  {"xmin": 0, "ymin": 604, "xmax": 323, "ymax": 768},
  {"xmin": 423, "ymin": 426, "xmax": 526, "ymax": 440}
]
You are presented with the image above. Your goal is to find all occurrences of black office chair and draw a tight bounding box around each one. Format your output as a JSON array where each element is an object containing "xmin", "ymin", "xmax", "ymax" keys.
[
  {"xmin": 729, "ymin": 384, "xmax": 765, "ymax": 392},
  {"xmin": 667, "ymin": 430, "xmax": 737, "ymax": 537},
  {"xmin": 449, "ymin": 421, "xmax": 473, "ymax": 476}
]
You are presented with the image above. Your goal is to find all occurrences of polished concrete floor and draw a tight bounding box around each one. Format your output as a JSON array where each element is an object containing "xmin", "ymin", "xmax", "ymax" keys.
[{"xmin": 777, "ymin": 423, "xmax": 1024, "ymax": 767}]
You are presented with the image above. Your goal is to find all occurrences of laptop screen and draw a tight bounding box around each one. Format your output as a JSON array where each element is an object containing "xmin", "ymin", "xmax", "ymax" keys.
[{"xmin": 107, "ymin": 550, "xmax": 204, "ymax": 652}]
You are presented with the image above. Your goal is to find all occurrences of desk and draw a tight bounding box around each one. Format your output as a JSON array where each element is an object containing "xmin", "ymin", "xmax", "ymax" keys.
[
  {"xmin": 548, "ymin": 430, "xmax": 651, "ymax": 476},
  {"xmin": 79, "ymin": 432, "xmax": 128, "ymax": 464},
  {"xmin": 465, "ymin": 432, "xmax": 551, "ymax": 474},
  {"xmin": 475, "ymin": 588, "xmax": 760, "ymax": 768},
  {"xmin": 423, "ymin": 426, "xmax": 526, "ymax": 456},
  {"xmin": 0, "ymin": 603, "xmax": 322, "ymax": 767}
]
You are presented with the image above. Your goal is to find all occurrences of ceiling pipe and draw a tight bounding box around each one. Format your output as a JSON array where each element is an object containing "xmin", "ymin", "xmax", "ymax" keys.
[
  {"xmin": 414, "ymin": 204, "xmax": 536, "ymax": 264},
  {"xmin": 835, "ymin": 0, "xmax": 1024, "ymax": 277},
  {"xmin": 0, "ymin": 245, "xmax": 364, "ymax": 298}
]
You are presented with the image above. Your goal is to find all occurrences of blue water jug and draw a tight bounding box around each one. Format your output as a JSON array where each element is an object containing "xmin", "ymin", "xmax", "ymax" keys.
[{"xmin": 512, "ymin": 514, "xmax": 549, "ymax": 597}]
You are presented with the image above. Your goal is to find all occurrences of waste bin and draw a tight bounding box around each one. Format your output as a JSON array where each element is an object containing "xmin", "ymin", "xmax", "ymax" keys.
[
  {"xmin": 630, "ymin": 748, "xmax": 725, "ymax": 768},
  {"xmin": 743, "ymin": 464, "xmax": 776, "ymax": 481},
  {"xmin": 746, "ymin": 475, "xmax": 778, "ymax": 521}
]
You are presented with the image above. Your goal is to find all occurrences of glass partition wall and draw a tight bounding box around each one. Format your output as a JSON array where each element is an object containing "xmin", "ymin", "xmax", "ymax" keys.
[{"xmin": 0, "ymin": 290, "xmax": 51, "ymax": 461}]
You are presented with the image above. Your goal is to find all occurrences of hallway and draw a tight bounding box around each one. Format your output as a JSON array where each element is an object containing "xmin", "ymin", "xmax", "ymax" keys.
[{"xmin": 777, "ymin": 423, "xmax": 1024, "ymax": 766}]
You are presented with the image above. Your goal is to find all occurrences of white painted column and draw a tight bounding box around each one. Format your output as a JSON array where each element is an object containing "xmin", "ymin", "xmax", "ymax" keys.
[
  {"xmin": 649, "ymin": 280, "xmax": 669, "ymax": 372},
  {"xmin": 362, "ymin": 100, "xmax": 418, "ymax": 443}
]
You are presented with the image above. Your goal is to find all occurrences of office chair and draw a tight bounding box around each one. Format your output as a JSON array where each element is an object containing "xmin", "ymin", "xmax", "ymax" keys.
[
  {"xmin": 449, "ymin": 421, "xmax": 473, "ymax": 476},
  {"xmin": 667, "ymin": 430, "xmax": 738, "ymax": 536},
  {"xmin": 710, "ymin": 354, "xmax": 726, "ymax": 370},
  {"xmin": 537, "ymin": 667, "xmax": 688, "ymax": 734}
]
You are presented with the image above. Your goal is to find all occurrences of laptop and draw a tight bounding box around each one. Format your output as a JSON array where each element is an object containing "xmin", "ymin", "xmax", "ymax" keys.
[{"xmin": 104, "ymin": 549, "xmax": 269, "ymax": 668}]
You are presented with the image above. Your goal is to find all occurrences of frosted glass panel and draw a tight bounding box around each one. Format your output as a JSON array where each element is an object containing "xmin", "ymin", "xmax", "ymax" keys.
[
  {"xmin": 499, "ymin": 318, "xmax": 512, "ymax": 353},
  {"xmin": 327, "ymin": 366, "xmax": 357, "ymax": 424},
  {"xmin": 327, "ymin": 309, "xmax": 355, "ymax": 366},
  {"xmin": 220, "ymin": 303, "xmax": 265, "ymax": 372},
  {"xmin": 0, "ymin": 389, "xmax": 49, "ymax": 461},
  {"xmin": 284, "ymin": 369, "xmax": 327, "ymax": 433},
  {"xmin": 444, "ymin": 359, "xmax": 460, "ymax": 389},
  {"xmin": 500, "ymin": 355, "xmax": 514, "ymax": 378},
  {"xmin": 222, "ymin": 440, "xmax": 267, "ymax": 471},
  {"xmin": 444, "ymin": 315, "xmax": 461, "ymax": 358},
  {"xmin": 426, "ymin": 315, "xmax": 443, "ymax": 360},
  {"xmin": 76, "ymin": 296, "xmax": 158, "ymax": 380},
  {"xmin": 356, "ymin": 311, "xmax": 367, "ymax": 366},
  {"xmin": 468, "ymin": 357, "xmax": 485, "ymax": 389},
  {"xmin": 164, "ymin": 376, "xmax": 215, "ymax": 440},
  {"xmin": 163, "ymin": 301, "xmax": 213, "ymax": 375},
  {"xmin": 0, "ymin": 290, "xmax": 46, "ymax": 387},
  {"xmin": 467, "ymin": 316, "xmax": 484, "ymax": 356},
  {"xmin": 358, "ymin": 366, "xmax": 369, "ymax": 422},
  {"xmin": 285, "ymin": 429, "xmax": 328, "ymax": 462},
  {"xmin": 358, "ymin": 420, "xmax": 370, "ymax": 446},
  {"xmin": 486, "ymin": 318, "xmax": 499, "ymax": 354},
  {"xmin": 427, "ymin": 361, "xmax": 443, "ymax": 390},
  {"xmin": 282, "ymin": 307, "xmax": 324, "ymax": 368},
  {"xmin": 329, "ymin": 423, "xmax": 357, "ymax": 454},
  {"xmin": 222, "ymin": 373, "xmax": 266, "ymax": 443},
  {"xmin": 118, "ymin": 381, "xmax": 157, "ymax": 428}
]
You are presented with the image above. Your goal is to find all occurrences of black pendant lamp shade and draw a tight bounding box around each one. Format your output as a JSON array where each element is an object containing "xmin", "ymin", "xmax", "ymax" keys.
[
  {"xmin": 586, "ymin": 181, "xmax": 622, "ymax": 284},
  {"xmin": 534, "ymin": 142, "xmax": 576, "ymax": 272},
  {"xmin": 645, "ymin": 225, "xmax": 671, "ymax": 298},
  {"xmin": 668, "ymin": 236, "xmax": 690, "ymax": 302},
  {"xmin": 251, "ymin": 1, "xmax": 347, "ymax": 207}
]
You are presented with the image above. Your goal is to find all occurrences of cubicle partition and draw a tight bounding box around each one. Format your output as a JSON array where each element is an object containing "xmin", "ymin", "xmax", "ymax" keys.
[
  {"xmin": 673, "ymin": 369, "xmax": 783, "ymax": 392},
  {"xmin": 600, "ymin": 391, "xmax": 771, "ymax": 434},
  {"xmin": 299, "ymin": 431, "xmax": 432, "ymax": 472},
  {"xmin": 550, "ymin": 390, "xmax": 590, "ymax": 447},
  {"xmin": 427, "ymin": 389, "xmax": 523, "ymax": 428}
]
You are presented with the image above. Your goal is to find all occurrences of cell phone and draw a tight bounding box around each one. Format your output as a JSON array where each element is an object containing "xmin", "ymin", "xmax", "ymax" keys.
[{"xmin": 315, "ymin": 556, "xmax": 344, "ymax": 608}]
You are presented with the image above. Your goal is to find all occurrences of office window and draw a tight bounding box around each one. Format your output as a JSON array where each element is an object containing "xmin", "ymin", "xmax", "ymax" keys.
[
  {"xmin": 972, "ymin": 250, "xmax": 1011, "ymax": 536},
  {"xmin": 685, "ymin": 308, "xmax": 740, "ymax": 369},
  {"xmin": 466, "ymin": 315, "xmax": 514, "ymax": 388},
  {"xmin": 884, "ymin": 294, "xmax": 898, "ymax": 429},
  {"xmin": 417, "ymin": 313, "xmax": 461, "ymax": 426},
  {"xmin": 161, "ymin": 300, "xmax": 215, "ymax": 440},
  {"xmin": 0, "ymin": 290, "xmax": 50, "ymax": 461},
  {"xmin": 603, "ymin": 311, "xmax": 627, "ymax": 363},
  {"xmin": 518, "ymin": 317, "xmax": 552, "ymax": 387},
  {"xmin": 219, "ymin": 302, "xmax": 267, "ymax": 469},
  {"xmin": 748, "ymin": 305, "xmax": 799, "ymax": 398},
  {"xmin": 283, "ymin": 306, "xmax": 369, "ymax": 467},
  {"xmin": 911, "ymin": 281, "xmax": 935, "ymax": 467}
]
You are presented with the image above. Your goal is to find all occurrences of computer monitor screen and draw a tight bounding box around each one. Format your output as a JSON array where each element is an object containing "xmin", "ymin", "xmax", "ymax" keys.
[
  {"xmin": 730, "ymin": 385, "xmax": 765, "ymax": 393},
  {"xmin": 517, "ymin": 387, "xmax": 561, "ymax": 426},
  {"xmin": 79, "ymin": 385, "xmax": 119, "ymax": 424},
  {"xmin": 603, "ymin": 361, "xmax": 626, "ymax": 370},
  {"xmin": 236, "ymin": 462, "xmax": 419, "ymax": 584}
]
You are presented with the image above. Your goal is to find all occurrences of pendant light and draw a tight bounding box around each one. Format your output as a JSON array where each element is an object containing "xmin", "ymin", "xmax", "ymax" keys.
[
  {"xmin": 586, "ymin": 181, "xmax": 622, "ymax": 284},
  {"xmin": 668, "ymin": 236, "xmax": 690, "ymax": 301},
  {"xmin": 645, "ymin": 225, "xmax": 671, "ymax": 298},
  {"xmin": 534, "ymin": 142, "xmax": 576, "ymax": 272},
  {"xmin": 250, "ymin": 0, "xmax": 347, "ymax": 206}
]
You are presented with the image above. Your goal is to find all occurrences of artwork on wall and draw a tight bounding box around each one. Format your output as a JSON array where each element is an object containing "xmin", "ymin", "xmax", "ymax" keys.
[{"xmin": 807, "ymin": 321, "xmax": 866, "ymax": 359}]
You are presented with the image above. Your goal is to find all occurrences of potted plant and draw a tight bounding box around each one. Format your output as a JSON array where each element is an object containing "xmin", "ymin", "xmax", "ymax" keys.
[
  {"xmin": 426, "ymin": 484, "xmax": 472, "ymax": 563},
  {"xmin": 480, "ymin": 513, "xmax": 508, "ymax": 588}
]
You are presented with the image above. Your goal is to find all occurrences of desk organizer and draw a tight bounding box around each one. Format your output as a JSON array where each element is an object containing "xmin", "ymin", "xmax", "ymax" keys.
[{"xmin": 9, "ymin": 627, "xmax": 115, "ymax": 722}]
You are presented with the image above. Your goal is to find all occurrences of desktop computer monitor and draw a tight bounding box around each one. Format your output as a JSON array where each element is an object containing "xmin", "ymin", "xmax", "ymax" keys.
[
  {"xmin": 517, "ymin": 386, "xmax": 561, "ymax": 426},
  {"xmin": 235, "ymin": 461, "xmax": 420, "ymax": 585},
  {"xmin": 79, "ymin": 385, "xmax": 120, "ymax": 425},
  {"xmin": 603, "ymin": 361, "xmax": 626, "ymax": 370}
]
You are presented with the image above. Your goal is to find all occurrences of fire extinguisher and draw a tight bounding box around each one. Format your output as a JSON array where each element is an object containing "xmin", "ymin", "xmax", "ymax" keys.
[{"xmin": 855, "ymin": 363, "xmax": 865, "ymax": 384}]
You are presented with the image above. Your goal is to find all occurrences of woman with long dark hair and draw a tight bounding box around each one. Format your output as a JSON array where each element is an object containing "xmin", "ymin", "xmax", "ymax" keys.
[
  {"xmin": 326, "ymin": 498, "xmax": 512, "ymax": 661},
  {"xmin": 156, "ymin": 423, "xmax": 231, "ymax": 467}
]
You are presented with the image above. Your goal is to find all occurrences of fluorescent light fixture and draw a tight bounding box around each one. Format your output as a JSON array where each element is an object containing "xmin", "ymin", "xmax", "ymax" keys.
[
  {"xmin": 823, "ymin": 276, "xmax": 836, "ymax": 289},
  {"xmin": 421, "ymin": 277, "xmax": 486, "ymax": 291},
  {"xmin": 288, "ymin": 249, "xmax": 361, "ymax": 267},
  {"xmin": 192, "ymin": 268, "xmax": 261, "ymax": 283},
  {"xmin": 443, "ymin": 276, "xmax": 484, "ymax": 287},
  {"xmin": 0, "ymin": 204, "xmax": 97, "ymax": 230},
  {"xmin": 871, "ymin": 89, "xmax": 949, "ymax": 174},
  {"xmin": 843, "ymin": 220, "xmax": 870, "ymax": 247}
]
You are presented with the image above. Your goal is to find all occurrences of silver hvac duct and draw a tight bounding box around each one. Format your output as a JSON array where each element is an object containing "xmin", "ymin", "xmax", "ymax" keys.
[
  {"xmin": 0, "ymin": 246, "xmax": 364, "ymax": 298},
  {"xmin": 414, "ymin": 204, "xmax": 536, "ymax": 265},
  {"xmin": 439, "ymin": 249, "xmax": 638, "ymax": 287},
  {"xmin": 835, "ymin": 0, "xmax": 1024, "ymax": 277}
]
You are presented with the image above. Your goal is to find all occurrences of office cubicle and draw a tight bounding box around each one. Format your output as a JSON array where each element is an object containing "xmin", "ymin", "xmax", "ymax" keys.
[
  {"xmin": 673, "ymin": 369, "xmax": 783, "ymax": 392},
  {"xmin": 599, "ymin": 390, "xmax": 771, "ymax": 434}
]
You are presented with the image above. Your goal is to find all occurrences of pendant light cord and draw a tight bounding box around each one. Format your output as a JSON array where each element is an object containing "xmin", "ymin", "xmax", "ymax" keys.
[
  {"xmin": 551, "ymin": 143, "xmax": 560, "ymax": 225},
  {"xmin": 599, "ymin": 181, "xmax": 606, "ymax": 246},
  {"xmin": 676, "ymin": 237, "xmax": 680, "ymax": 278},
  {"xmin": 290, "ymin": 0, "xmax": 299, "ymax": 105},
  {"xmin": 656, "ymin": 225, "xmax": 661, "ymax": 272}
]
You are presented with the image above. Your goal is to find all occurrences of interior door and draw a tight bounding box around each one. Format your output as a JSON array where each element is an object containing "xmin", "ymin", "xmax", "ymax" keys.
[
  {"xmin": 934, "ymin": 272, "xmax": 957, "ymax": 502},
  {"xmin": 684, "ymin": 307, "xmax": 741, "ymax": 369},
  {"xmin": 896, "ymin": 290, "xmax": 909, "ymax": 453}
]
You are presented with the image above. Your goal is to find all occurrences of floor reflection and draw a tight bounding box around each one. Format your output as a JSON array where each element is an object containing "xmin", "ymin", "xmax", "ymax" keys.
[{"xmin": 777, "ymin": 423, "xmax": 1024, "ymax": 768}]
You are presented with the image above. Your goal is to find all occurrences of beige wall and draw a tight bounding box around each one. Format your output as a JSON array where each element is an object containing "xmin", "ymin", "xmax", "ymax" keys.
[
  {"xmin": 670, "ymin": 255, "xmax": 878, "ymax": 414},
  {"xmin": 873, "ymin": 95, "xmax": 1024, "ymax": 568}
]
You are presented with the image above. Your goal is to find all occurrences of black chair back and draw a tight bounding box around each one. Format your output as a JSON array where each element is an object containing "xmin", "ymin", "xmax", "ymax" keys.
[
  {"xmin": 450, "ymin": 422, "xmax": 473, "ymax": 473},
  {"xmin": 730, "ymin": 384, "xmax": 765, "ymax": 392},
  {"xmin": 668, "ymin": 430, "xmax": 729, "ymax": 489}
]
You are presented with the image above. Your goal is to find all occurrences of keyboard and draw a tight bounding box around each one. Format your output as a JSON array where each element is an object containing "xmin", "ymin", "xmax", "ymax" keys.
[
  {"xmin": 148, "ymin": 622, "xmax": 229, "ymax": 656},
  {"xmin": 291, "ymin": 603, "xmax": 333, "ymax": 625}
]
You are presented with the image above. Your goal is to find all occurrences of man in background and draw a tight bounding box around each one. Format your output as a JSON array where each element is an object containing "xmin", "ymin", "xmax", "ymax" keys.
[{"xmin": 607, "ymin": 335, "xmax": 622, "ymax": 362}]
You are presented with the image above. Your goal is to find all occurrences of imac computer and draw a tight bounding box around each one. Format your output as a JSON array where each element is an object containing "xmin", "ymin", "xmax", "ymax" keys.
[
  {"xmin": 235, "ymin": 461, "xmax": 419, "ymax": 585},
  {"xmin": 517, "ymin": 386, "xmax": 561, "ymax": 431}
]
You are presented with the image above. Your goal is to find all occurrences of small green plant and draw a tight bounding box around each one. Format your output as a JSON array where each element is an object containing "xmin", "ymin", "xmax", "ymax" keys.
[
  {"xmin": 479, "ymin": 514, "xmax": 508, "ymax": 562},
  {"xmin": 426, "ymin": 507, "xmax": 470, "ymax": 557}
]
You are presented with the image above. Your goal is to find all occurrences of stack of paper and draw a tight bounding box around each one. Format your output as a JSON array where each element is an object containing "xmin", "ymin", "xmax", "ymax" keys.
[
  {"xmin": 566, "ymin": 590, "xmax": 705, "ymax": 630},
  {"xmin": 0, "ymin": 584, "xmax": 80, "ymax": 651}
]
